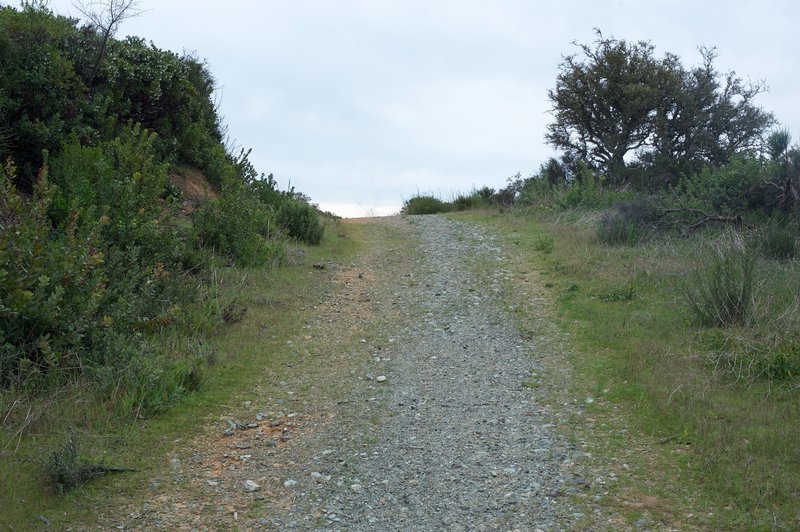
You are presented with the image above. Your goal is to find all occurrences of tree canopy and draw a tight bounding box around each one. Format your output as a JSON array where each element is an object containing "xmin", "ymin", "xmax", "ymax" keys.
[{"xmin": 546, "ymin": 31, "xmax": 774, "ymax": 187}]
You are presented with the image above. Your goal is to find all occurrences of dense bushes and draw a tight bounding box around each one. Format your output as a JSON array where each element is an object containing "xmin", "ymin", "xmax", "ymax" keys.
[
  {"xmin": 0, "ymin": 4, "xmax": 223, "ymax": 186},
  {"xmin": 401, "ymin": 195, "xmax": 453, "ymax": 215},
  {"xmin": 0, "ymin": 5, "xmax": 328, "ymax": 411}
]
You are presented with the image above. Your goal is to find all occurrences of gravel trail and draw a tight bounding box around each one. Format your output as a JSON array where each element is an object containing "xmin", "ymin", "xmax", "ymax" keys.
[{"xmin": 268, "ymin": 215, "xmax": 583, "ymax": 531}]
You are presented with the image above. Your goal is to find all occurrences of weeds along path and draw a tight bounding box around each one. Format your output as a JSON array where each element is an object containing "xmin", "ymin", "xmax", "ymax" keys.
[{"xmin": 107, "ymin": 215, "xmax": 597, "ymax": 530}]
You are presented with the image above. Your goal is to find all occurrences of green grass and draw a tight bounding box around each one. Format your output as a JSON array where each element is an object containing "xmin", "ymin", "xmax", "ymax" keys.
[
  {"xmin": 452, "ymin": 208, "xmax": 800, "ymax": 530},
  {"xmin": 0, "ymin": 221, "xmax": 360, "ymax": 528}
]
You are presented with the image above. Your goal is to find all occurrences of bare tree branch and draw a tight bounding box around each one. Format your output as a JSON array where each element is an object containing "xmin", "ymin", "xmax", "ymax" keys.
[{"xmin": 72, "ymin": 0, "xmax": 143, "ymax": 87}]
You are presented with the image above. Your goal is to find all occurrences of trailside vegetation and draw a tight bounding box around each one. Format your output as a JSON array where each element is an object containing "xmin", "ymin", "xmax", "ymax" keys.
[{"xmin": 0, "ymin": 4, "xmax": 326, "ymax": 422}]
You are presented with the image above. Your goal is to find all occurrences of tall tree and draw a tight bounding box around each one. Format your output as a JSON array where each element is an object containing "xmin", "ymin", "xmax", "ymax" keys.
[
  {"xmin": 546, "ymin": 32, "xmax": 774, "ymax": 187},
  {"xmin": 546, "ymin": 31, "xmax": 666, "ymax": 183}
]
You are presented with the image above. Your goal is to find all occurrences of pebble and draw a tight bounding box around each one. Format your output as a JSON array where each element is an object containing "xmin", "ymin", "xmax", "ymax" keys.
[
  {"xmin": 283, "ymin": 479, "xmax": 298, "ymax": 488},
  {"xmin": 376, "ymin": 375, "xmax": 387, "ymax": 383},
  {"xmin": 243, "ymin": 480, "xmax": 260, "ymax": 492}
]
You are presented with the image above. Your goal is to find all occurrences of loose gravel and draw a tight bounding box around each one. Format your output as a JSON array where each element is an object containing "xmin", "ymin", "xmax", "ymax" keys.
[
  {"xmin": 266, "ymin": 215, "xmax": 586, "ymax": 531},
  {"xmin": 105, "ymin": 215, "xmax": 598, "ymax": 531}
]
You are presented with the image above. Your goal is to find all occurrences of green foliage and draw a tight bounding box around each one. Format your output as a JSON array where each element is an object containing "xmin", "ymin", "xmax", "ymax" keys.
[
  {"xmin": 533, "ymin": 234, "xmax": 554, "ymax": 253},
  {"xmin": 401, "ymin": 195, "xmax": 453, "ymax": 215},
  {"xmin": 452, "ymin": 190, "xmax": 488, "ymax": 211},
  {"xmin": 0, "ymin": 162, "xmax": 106, "ymax": 386},
  {"xmin": 557, "ymin": 168, "xmax": 634, "ymax": 210},
  {"xmin": 0, "ymin": 3, "xmax": 327, "ymax": 418},
  {"xmin": 685, "ymin": 233, "xmax": 756, "ymax": 327},
  {"xmin": 277, "ymin": 198, "xmax": 325, "ymax": 245},
  {"xmin": 547, "ymin": 31, "xmax": 774, "ymax": 186},
  {"xmin": 0, "ymin": 4, "xmax": 223, "ymax": 184},
  {"xmin": 704, "ymin": 329, "xmax": 800, "ymax": 383},
  {"xmin": 677, "ymin": 156, "xmax": 769, "ymax": 214},
  {"xmin": 596, "ymin": 198, "xmax": 660, "ymax": 245},
  {"xmin": 597, "ymin": 212, "xmax": 642, "ymax": 245},
  {"xmin": 599, "ymin": 286, "xmax": 636, "ymax": 302},
  {"xmin": 760, "ymin": 223, "xmax": 798, "ymax": 259},
  {"xmin": 516, "ymin": 176, "xmax": 557, "ymax": 207},
  {"xmin": 192, "ymin": 180, "xmax": 284, "ymax": 268}
]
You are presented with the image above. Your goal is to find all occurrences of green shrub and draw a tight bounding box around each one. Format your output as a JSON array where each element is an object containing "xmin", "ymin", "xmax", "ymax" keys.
[
  {"xmin": 685, "ymin": 233, "xmax": 757, "ymax": 327},
  {"xmin": 0, "ymin": 162, "xmax": 106, "ymax": 386},
  {"xmin": 401, "ymin": 195, "xmax": 452, "ymax": 215},
  {"xmin": 192, "ymin": 179, "xmax": 284, "ymax": 267},
  {"xmin": 677, "ymin": 156, "xmax": 769, "ymax": 215},
  {"xmin": 277, "ymin": 198, "xmax": 324, "ymax": 245},
  {"xmin": 517, "ymin": 177, "xmax": 557, "ymax": 207}
]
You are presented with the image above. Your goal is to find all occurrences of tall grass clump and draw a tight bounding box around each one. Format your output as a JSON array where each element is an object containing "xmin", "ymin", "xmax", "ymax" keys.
[
  {"xmin": 596, "ymin": 198, "xmax": 659, "ymax": 245},
  {"xmin": 401, "ymin": 194, "xmax": 452, "ymax": 215},
  {"xmin": 759, "ymin": 223, "xmax": 797, "ymax": 259},
  {"xmin": 685, "ymin": 232, "xmax": 757, "ymax": 327}
]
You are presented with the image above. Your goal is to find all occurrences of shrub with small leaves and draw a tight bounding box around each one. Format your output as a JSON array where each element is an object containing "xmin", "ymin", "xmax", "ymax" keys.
[{"xmin": 401, "ymin": 195, "xmax": 452, "ymax": 215}]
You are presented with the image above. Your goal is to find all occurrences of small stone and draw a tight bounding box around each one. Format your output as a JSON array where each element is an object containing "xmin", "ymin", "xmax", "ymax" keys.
[
  {"xmin": 244, "ymin": 480, "xmax": 260, "ymax": 492},
  {"xmin": 265, "ymin": 439, "xmax": 277, "ymax": 447},
  {"xmin": 350, "ymin": 483, "xmax": 363, "ymax": 493},
  {"xmin": 256, "ymin": 412, "xmax": 266, "ymax": 421},
  {"xmin": 269, "ymin": 419, "xmax": 281, "ymax": 427},
  {"xmin": 206, "ymin": 479, "xmax": 220, "ymax": 487},
  {"xmin": 585, "ymin": 397, "xmax": 594, "ymax": 404},
  {"xmin": 223, "ymin": 428, "xmax": 234, "ymax": 437},
  {"xmin": 246, "ymin": 422, "xmax": 258, "ymax": 429},
  {"xmin": 376, "ymin": 376, "xmax": 387, "ymax": 383},
  {"xmin": 313, "ymin": 262, "xmax": 325, "ymax": 270},
  {"xmin": 169, "ymin": 458, "xmax": 181, "ymax": 470},
  {"xmin": 284, "ymin": 479, "xmax": 298, "ymax": 488}
]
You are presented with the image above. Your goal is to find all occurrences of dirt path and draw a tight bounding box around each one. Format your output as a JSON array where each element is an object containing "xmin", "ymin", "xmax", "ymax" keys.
[{"xmin": 106, "ymin": 215, "xmax": 605, "ymax": 530}]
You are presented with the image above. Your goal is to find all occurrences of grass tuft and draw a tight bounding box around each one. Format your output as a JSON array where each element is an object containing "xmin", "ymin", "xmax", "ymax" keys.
[{"xmin": 685, "ymin": 232, "xmax": 756, "ymax": 327}]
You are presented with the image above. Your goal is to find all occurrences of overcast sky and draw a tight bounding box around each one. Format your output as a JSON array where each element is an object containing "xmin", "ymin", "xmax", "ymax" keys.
[{"xmin": 40, "ymin": 0, "xmax": 800, "ymax": 216}]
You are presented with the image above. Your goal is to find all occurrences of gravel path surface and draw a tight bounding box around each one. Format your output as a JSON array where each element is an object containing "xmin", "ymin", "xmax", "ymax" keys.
[
  {"xmin": 106, "ymin": 215, "xmax": 594, "ymax": 531},
  {"xmin": 267, "ymin": 215, "xmax": 584, "ymax": 531}
]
